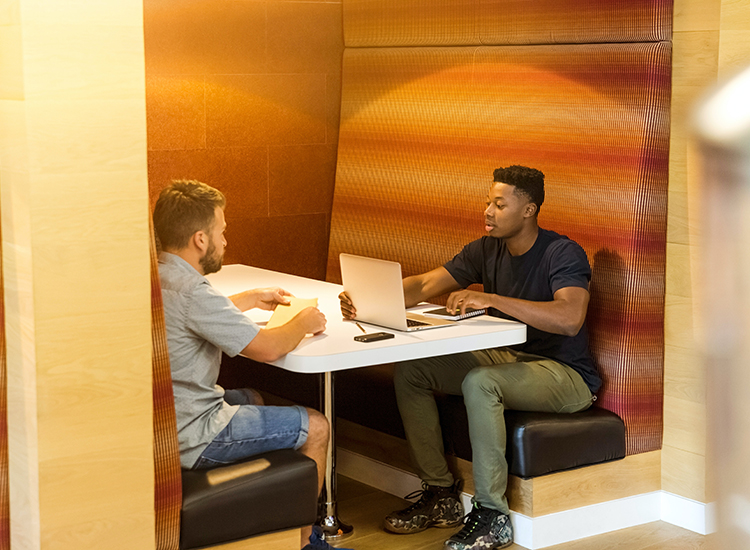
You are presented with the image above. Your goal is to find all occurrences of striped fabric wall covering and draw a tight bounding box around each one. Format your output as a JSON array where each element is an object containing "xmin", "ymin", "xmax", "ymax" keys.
[
  {"xmin": 150, "ymin": 223, "xmax": 182, "ymax": 550},
  {"xmin": 327, "ymin": 43, "xmax": 670, "ymax": 454},
  {"xmin": 344, "ymin": 0, "xmax": 672, "ymax": 47},
  {"xmin": 0, "ymin": 206, "xmax": 9, "ymax": 549}
]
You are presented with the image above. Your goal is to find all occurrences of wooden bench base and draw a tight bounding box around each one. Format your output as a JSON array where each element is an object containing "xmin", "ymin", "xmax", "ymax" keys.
[{"xmin": 207, "ymin": 528, "xmax": 302, "ymax": 550}]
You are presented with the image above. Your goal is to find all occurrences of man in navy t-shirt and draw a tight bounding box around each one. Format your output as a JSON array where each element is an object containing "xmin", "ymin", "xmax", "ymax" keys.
[{"xmin": 340, "ymin": 165, "xmax": 601, "ymax": 550}]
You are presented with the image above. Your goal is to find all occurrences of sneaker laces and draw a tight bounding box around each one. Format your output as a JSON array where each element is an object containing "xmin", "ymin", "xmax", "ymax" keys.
[
  {"xmin": 393, "ymin": 482, "xmax": 435, "ymax": 517},
  {"xmin": 452, "ymin": 505, "xmax": 494, "ymax": 542}
]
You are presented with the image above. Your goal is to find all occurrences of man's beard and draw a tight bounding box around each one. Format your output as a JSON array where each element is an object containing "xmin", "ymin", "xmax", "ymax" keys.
[{"xmin": 200, "ymin": 239, "xmax": 223, "ymax": 275}]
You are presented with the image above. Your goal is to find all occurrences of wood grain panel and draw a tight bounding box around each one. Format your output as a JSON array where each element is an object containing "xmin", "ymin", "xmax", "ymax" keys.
[
  {"xmin": 0, "ymin": 25, "xmax": 23, "ymax": 101},
  {"xmin": 664, "ymin": 344, "xmax": 707, "ymax": 404},
  {"xmin": 718, "ymin": 30, "xmax": 750, "ymax": 76},
  {"xmin": 529, "ymin": 451, "xmax": 661, "ymax": 517},
  {"xmin": 664, "ymin": 293, "xmax": 697, "ymax": 351},
  {"xmin": 720, "ymin": 0, "xmax": 750, "ymax": 31},
  {"xmin": 1, "ymin": 1, "xmax": 154, "ymax": 549},
  {"xmin": 211, "ymin": 528, "xmax": 302, "ymax": 550},
  {"xmin": 663, "ymin": 395, "xmax": 707, "ymax": 456},
  {"xmin": 21, "ymin": 24, "xmax": 145, "ymax": 101},
  {"xmin": 662, "ymin": 445, "xmax": 707, "ymax": 502},
  {"xmin": 666, "ymin": 243, "xmax": 693, "ymax": 300},
  {"xmin": 672, "ymin": 31, "xmax": 720, "ymax": 88},
  {"xmin": 673, "ymin": 0, "xmax": 721, "ymax": 32}
]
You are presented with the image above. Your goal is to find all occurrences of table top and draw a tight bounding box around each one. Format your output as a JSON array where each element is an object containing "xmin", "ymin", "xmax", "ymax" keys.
[{"xmin": 207, "ymin": 264, "xmax": 526, "ymax": 374}]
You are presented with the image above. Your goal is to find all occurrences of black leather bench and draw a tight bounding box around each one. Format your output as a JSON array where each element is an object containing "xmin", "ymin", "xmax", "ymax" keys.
[
  {"xmin": 219, "ymin": 357, "xmax": 626, "ymax": 483},
  {"xmin": 180, "ymin": 449, "xmax": 318, "ymax": 550}
]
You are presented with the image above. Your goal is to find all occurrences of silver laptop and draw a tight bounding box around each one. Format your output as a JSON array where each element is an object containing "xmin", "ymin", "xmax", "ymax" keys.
[{"xmin": 339, "ymin": 253, "xmax": 455, "ymax": 332}]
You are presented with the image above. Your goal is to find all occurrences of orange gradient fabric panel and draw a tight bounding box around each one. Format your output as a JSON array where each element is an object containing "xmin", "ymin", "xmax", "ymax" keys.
[
  {"xmin": 150, "ymin": 222, "xmax": 181, "ymax": 550},
  {"xmin": 328, "ymin": 43, "xmax": 670, "ymax": 454},
  {"xmin": 343, "ymin": 0, "xmax": 672, "ymax": 46}
]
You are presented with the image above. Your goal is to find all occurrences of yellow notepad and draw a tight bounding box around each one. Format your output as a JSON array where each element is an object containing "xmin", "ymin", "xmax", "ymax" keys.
[{"xmin": 265, "ymin": 297, "xmax": 318, "ymax": 329}]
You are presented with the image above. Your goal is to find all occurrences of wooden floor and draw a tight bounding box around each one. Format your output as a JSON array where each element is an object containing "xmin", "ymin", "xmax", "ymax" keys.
[{"xmin": 332, "ymin": 476, "xmax": 714, "ymax": 550}]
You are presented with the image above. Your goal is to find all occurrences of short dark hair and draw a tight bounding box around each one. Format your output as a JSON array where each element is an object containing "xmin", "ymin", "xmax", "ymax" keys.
[
  {"xmin": 493, "ymin": 165, "xmax": 545, "ymax": 215},
  {"xmin": 153, "ymin": 180, "xmax": 226, "ymax": 251}
]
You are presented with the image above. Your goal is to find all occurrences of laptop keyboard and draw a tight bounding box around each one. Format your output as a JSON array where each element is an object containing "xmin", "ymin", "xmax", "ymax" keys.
[{"xmin": 407, "ymin": 318, "xmax": 430, "ymax": 328}]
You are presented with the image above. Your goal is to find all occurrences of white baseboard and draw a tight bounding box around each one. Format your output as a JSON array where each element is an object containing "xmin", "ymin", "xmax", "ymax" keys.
[
  {"xmin": 337, "ymin": 448, "xmax": 716, "ymax": 549},
  {"xmin": 661, "ymin": 491, "xmax": 716, "ymax": 535}
]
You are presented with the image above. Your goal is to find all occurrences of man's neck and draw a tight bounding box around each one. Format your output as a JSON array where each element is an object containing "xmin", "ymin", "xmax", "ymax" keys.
[
  {"xmin": 164, "ymin": 248, "xmax": 204, "ymax": 275},
  {"xmin": 505, "ymin": 224, "xmax": 539, "ymax": 257}
]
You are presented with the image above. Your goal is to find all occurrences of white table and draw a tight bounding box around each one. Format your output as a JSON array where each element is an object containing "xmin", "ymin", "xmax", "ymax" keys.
[{"xmin": 207, "ymin": 264, "xmax": 526, "ymax": 539}]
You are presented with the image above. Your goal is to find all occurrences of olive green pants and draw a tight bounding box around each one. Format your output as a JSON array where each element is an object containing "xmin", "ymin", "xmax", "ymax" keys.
[{"xmin": 394, "ymin": 347, "xmax": 594, "ymax": 514}]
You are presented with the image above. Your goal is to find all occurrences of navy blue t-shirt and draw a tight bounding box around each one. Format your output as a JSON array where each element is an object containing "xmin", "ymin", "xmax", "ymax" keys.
[{"xmin": 443, "ymin": 228, "xmax": 602, "ymax": 394}]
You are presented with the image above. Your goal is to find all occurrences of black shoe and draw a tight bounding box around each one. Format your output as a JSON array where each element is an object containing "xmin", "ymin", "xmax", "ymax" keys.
[
  {"xmin": 384, "ymin": 480, "xmax": 464, "ymax": 534},
  {"xmin": 444, "ymin": 503, "xmax": 513, "ymax": 550}
]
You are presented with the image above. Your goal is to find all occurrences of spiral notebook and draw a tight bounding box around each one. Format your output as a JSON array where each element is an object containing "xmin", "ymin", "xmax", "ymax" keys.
[{"xmin": 422, "ymin": 307, "xmax": 486, "ymax": 321}]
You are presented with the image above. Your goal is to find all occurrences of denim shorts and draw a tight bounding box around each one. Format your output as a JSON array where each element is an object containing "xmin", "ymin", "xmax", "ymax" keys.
[{"xmin": 192, "ymin": 388, "xmax": 310, "ymax": 470}]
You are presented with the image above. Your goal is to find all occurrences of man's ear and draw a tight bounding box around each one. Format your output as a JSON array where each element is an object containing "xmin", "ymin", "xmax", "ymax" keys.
[
  {"xmin": 191, "ymin": 230, "xmax": 209, "ymax": 253},
  {"xmin": 524, "ymin": 202, "xmax": 538, "ymax": 218}
]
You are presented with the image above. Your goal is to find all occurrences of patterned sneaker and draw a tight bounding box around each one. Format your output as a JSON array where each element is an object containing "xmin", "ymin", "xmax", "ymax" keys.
[
  {"xmin": 444, "ymin": 503, "xmax": 513, "ymax": 550},
  {"xmin": 384, "ymin": 480, "xmax": 464, "ymax": 534}
]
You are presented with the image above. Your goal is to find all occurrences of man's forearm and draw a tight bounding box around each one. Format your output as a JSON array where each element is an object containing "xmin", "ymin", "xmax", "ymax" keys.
[
  {"xmin": 489, "ymin": 295, "xmax": 584, "ymax": 337},
  {"xmin": 447, "ymin": 286, "xmax": 589, "ymax": 337},
  {"xmin": 240, "ymin": 322, "xmax": 307, "ymax": 363},
  {"xmin": 229, "ymin": 290, "xmax": 257, "ymax": 312},
  {"xmin": 403, "ymin": 267, "xmax": 462, "ymax": 308}
]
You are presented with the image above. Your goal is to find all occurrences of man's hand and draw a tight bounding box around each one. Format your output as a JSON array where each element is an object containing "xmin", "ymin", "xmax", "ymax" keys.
[
  {"xmin": 446, "ymin": 289, "xmax": 494, "ymax": 316},
  {"xmin": 339, "ymin": 291, "xmax": 356, "ymax": 320},
  {"xmin": 252, "ymin": 287, "xmax": 293, "ymax": 311},
  {"xmin": 230, "ymin": 287, "xmax": 292, "ymax": 312},
  {"xmin": 292, "ymin": 306, "xmax": 327, "ymax": 336},
  {"xmin": 241, "ymin": 306, "xmax": 326, "ymax": 363}
]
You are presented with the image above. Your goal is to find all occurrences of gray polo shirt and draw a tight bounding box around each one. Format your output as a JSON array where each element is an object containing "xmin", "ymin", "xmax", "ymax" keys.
[{"xmin": 158, "ymin": 252, "xmax": 260, "ymax": 468}]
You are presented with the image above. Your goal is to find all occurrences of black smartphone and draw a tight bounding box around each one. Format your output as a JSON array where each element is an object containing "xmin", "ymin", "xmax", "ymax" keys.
[{"xmin": 354, "ymin": 332, "xmax": 395, "ymax": 343}]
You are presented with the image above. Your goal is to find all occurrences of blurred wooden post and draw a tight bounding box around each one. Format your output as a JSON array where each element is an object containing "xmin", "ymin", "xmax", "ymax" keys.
[
  {"xmin": 0, "ymin": 1, "xmax": 154, "ymax": 548},
  {"xmin": 695, "ymin": 65, "xmax": 750, "ymax": 550}
]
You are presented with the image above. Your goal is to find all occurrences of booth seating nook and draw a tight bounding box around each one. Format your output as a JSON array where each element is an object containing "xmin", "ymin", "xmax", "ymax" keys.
[
  {"xmin": 154, "ymin": 0, "xmax": 672, "ymax": 547},
  {"xmin": 220, "ymin": 0, "xmax": 671, "ymax": 532}
]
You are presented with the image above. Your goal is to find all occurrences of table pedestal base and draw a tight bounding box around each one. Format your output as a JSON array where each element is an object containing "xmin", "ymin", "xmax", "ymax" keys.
[
  {"xmin": 317, "ymin": 371, "xmax": 354, "ymax": 541},
  {"xmin": 319, "ymin": 498, "xmax": 353, "ymax": 540}
]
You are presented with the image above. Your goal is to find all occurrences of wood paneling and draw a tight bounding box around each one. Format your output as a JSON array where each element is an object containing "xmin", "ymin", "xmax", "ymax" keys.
[
  {"xmin": 211, "ymin": 528, "xmax": 302, "ymax": 550},
  {"xmin": 0, "ymin": 1, "xmax": 153, "ymax": 549},
  {"xmin": 527, "ymin": 451, "xmax": 661, "ymax": 517},
  {"xmin": 665, "ymin": 0, "xmax": 750, "ymax": 508}
]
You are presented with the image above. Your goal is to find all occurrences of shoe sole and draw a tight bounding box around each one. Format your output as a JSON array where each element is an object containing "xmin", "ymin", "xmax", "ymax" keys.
[
  {"xmin": 384, "ymin": 518, "xmax": 463, "ymax": 535},
  {"xmin": 444, "ymin": 538, "xmax": 514, "ymax": 550}
]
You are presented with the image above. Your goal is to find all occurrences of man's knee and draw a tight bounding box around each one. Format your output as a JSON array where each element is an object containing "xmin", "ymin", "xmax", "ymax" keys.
[
  {"xmin": 394, "ymin": 360, "xmax": 430, "ymax": 393},
  {"xmin": 461, "ymin": 366, "xmax": 503, "ymax": 403},
  {"xmin": 304, "ymin": 408, "xmax": 330, "ymax": 447}
]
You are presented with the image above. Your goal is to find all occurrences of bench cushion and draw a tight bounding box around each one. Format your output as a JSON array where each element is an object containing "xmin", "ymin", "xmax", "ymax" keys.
[
  {"xmin": 505, "ymin": 409, "xmax": 626, "ymax": 478},
  {"xmin": 180, "ymin": 449, "xmax": 318, "ymax": 550}
]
